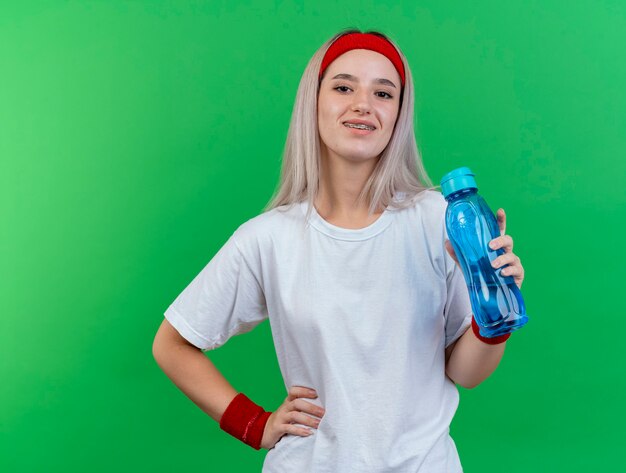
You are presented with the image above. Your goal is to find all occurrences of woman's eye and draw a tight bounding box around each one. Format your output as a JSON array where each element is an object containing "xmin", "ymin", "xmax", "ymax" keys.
[{"xmin": 333, "ymin": 86, "xmax": 392, "ymax": 99}]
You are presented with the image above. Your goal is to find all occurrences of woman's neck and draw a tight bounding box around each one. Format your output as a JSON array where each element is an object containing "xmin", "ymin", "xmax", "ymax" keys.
[{"xmin": 314, "ymin": 152, "xmax": 385, "ymax": 228}]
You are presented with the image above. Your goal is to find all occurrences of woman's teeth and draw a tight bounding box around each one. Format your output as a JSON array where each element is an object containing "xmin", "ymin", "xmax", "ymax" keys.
[{"xmin": 344, "ymin": 122, "xmax": 375, "ymax": 131}]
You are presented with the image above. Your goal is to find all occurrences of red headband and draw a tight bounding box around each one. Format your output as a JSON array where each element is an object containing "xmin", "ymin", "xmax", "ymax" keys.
[{"xmin": 319, "ymin": 33, "xmax": 406, "ymax": 87}]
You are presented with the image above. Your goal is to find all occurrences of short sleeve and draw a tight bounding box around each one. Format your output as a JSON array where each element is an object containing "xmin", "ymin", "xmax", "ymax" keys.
[
  {"xmin": 164, "ymin": 231, "xmax": 268, "ymax": 352},
  {"xmin": 442, "ymin": 221, "xmax": 473, "ymax": 348}
]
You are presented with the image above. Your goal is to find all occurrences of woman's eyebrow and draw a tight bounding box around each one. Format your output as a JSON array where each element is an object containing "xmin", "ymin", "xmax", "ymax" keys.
[{"xmin": 331, "ymin": 73, "xmax": 397, "ymax": 89}]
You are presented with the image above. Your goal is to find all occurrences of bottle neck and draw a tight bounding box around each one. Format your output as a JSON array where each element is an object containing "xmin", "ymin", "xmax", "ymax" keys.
[{"xmin": 444, "ymin": 187, "xmax": 478, "ymax": 202}]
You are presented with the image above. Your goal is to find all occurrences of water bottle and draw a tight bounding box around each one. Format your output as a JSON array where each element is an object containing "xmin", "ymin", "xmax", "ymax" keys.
[{"xmin": 440, "ymin": 167, "xmax": 528, "ymax": 338}]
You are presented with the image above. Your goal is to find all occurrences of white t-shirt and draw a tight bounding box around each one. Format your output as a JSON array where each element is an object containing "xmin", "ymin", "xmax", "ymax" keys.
[{"xmin": 164, "ymin": 189, "xmax": 473, "ymax": 472}]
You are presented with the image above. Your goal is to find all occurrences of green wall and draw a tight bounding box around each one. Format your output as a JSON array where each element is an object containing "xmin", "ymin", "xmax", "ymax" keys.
[{"xmin": 2, "ymin": 1, "xmax": 624, "ymax": 471}]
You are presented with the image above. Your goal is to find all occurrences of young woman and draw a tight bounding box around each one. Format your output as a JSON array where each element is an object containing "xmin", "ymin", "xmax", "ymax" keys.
[{"xmin": 153, "ymin": 29, "xmax": 525, "ymax": 472}]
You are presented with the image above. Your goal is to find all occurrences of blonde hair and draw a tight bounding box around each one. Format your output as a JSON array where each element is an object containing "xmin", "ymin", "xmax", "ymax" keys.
[{"xmin": 263, "ymin": 29, "xmax": 438, "ymax": 221}]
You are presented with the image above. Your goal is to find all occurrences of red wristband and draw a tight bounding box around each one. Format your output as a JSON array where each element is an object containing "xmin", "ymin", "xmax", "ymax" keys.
[
  {"xmin": 219, "ymin": 393, "xmax": 272, "ymax": 450},
  {"xmin": 471, "ymin": 317, "xmax": 511, "ymax": 345}
]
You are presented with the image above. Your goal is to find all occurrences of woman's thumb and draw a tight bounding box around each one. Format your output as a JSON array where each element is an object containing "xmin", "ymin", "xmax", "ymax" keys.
[{"xmin": 445, "ymin": 240, "xmax": 459, "ymax": 264}]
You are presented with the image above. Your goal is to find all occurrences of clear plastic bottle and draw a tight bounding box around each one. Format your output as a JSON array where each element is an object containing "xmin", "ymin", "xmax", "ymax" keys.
[{"xmin": 441, "ymin": 167, "xmax": 528, "ymax": 338}]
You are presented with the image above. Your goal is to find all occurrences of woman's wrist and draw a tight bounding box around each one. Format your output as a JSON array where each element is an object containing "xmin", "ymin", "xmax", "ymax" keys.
[
  {"xmin": 219, "ymin": 392, "xmax": 272, "ymax": 450},
  {"xmin": 471, "ymin": 317, "xmax": 511, "ymax": 345}
]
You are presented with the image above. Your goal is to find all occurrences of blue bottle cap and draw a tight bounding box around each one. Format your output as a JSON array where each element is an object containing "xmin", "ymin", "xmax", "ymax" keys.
[{"xmin": 440, "ymin": 167, "xmax": 478, "ymax": 198}]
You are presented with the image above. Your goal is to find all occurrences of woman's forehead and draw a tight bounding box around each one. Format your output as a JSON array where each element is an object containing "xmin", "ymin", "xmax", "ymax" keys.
[{"xmin": 323, "ymin": 49, "xmax": 401, "ymax": 85}]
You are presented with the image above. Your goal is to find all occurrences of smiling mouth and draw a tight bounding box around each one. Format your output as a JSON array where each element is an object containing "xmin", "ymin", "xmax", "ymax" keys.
[{"xmin": 343, "ymin": 122, "xmax": 376, "ymax": 131}]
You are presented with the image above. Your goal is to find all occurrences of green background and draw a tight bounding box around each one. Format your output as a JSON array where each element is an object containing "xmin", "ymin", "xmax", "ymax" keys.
[{"xmin": 2, "ymin": 1, "xmax": 624, "ymax": 471}]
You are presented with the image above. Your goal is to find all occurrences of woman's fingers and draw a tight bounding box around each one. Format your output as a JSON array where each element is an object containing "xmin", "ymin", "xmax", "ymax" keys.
[
  {"xmin": 288, "ymin": 409, "xmax": 322, "ymax": 429},
  {"xmin": 496, "ymin": 208, "xmax": 506, "ymax": 236},
  {"xmin": 491, "ymin": 252, "xmax": 520, "ymax": 269},
  {"xmin": 285, "ymin": 422, "xmax": 315, "ymax": 436},
  {"xmin": 489, "ymin": 234, "xmax": 514, "ymax": 252},
  {"xmin": 262, "ymin": 386, "xmax": 325, "ymax": 448},
  {"xmin": 287, "ymin": 385, "xmax": 318, "ymax": 400},
  {"xmin": 282, "ymin": 386, "xmax": 326, "ymax": 437},
  {"xmin": 293, "ymin": 398, "xmax": 326, "ymax": 420},
  {"xmin": 501, "ymin": 263, "xmax": 524, "ymax": 278},
  {"xmin": 491, "ymin": 250, "xmax": 525, "ymax": 289}
]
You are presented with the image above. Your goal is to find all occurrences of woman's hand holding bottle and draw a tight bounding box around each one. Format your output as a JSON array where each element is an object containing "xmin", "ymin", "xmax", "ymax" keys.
[{"xmin": 445, "ymin": 208, "xmax": 525, "ymax": 290}]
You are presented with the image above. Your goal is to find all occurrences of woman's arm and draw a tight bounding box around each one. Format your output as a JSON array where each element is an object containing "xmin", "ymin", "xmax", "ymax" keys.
[
  {"xmin": 444, "ymin": 328, "xmax": 506, "ymax": 389},
  {"xmin": 152, "ymin": 318, "xmax": 238, "ymax": 422},
  {"xmin": 443, "ymin": 207, "xmax": 522, "ymax": 389},
  {"xmin": 153, "ymin": 318, "xmax": 326, "ymax": 451}
]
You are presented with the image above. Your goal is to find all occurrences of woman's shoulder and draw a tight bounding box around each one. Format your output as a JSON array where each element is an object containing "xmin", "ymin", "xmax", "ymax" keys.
[
  {"xmin": 391, "ymin": 189, "xmax": 449, "ymax": 239},
  {"xmin": 394, "ymin": 188, "xmax": 447, "ymax": 215},
  {"xmin": 231, "ymin": 202, "xmax": 305, "ymax": 248}
]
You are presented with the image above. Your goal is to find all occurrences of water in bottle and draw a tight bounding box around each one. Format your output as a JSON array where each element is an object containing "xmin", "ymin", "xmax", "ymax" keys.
[{"xmin": 440, "ymin": 167, "xmax": 528, "ymax": 338}]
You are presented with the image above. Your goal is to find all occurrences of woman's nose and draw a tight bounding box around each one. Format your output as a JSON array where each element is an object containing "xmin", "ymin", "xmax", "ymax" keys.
[{"xmin": 350, "ymin": 89, "xmax": 372, "ymax": 114}]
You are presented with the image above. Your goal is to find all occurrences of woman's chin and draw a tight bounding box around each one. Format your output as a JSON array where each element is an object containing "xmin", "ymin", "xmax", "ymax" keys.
[
  {"xmin": 340, "ymin": 151, "xmax": 382, "ymax": 163},
  {"xmin": 321, "ymin": 144, "xmax": 384, "ymax": 164}
]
